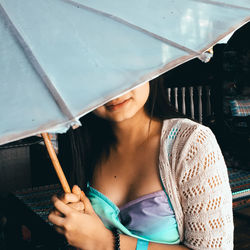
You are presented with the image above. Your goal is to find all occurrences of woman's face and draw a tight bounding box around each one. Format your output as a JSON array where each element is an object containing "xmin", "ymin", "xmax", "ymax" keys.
[{"xmin": 93, "ymin": 82, "xmax": 150, "ymax": 122}]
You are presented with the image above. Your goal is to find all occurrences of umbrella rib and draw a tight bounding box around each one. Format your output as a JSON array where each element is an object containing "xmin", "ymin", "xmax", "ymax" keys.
[
  {"xmin": 61, "ymin": 0, "xmax": 199, "ymax": 56},
  {"xmin": 191, "ymin": 0, "xmax": 250, "ymax": 11},
  {"xmin": 0, "ymin": 3, "xmax": 75, "ymax": 121}
]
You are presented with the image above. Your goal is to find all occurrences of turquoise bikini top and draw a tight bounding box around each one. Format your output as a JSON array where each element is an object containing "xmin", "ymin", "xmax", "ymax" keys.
[{"xmin": 86, "ymin": 185, "xmax": 180, "ymax": 245}]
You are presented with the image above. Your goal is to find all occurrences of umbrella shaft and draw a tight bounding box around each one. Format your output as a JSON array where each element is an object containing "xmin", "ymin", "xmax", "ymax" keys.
[{"xmin": 42, "ymin": 133, "xmax": 71, "ymax": 193}]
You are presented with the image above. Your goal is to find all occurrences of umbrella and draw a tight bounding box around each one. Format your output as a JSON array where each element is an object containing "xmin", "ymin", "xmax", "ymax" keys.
[{"xmin": 0, "ymin": 0, "xmax": 249, "ymax": 191}]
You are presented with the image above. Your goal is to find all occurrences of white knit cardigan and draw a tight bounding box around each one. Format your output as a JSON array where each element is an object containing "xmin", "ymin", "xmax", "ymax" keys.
[{"xmin": 159, "ymin": 119, "xmax": 234, "ymax": 249}]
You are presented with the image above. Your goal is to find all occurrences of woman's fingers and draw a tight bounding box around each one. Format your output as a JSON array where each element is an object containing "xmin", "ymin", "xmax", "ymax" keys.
[
  {"xmin": 60, "ymin": 193, "xmax": 80, "ymax": 204},
  {"xmin": 72, "ymin": 185, "xmax": 81, "ymax": 196},
  {"xmin": 52, "ymin": 196, "xmax": 73, "ymax": 216},
  {"xmin": 69, "ymin": 186, "xmax": 85, "ymax": 212},
  {"xmin": 58, "ymin": 185, "xmax": 82, "ymax": 205},
  {"xmin": 53, "ymin": 208, "xmax": 64, "ymax": 217},
  {"xmin": 80, "ymin": 191, "xmax": 95, "ymax": 215},
  {"xmin": 53, "ymin": 225, "xmax": 65, "ymax": 235},
  {"xmin": 68, "ymin": 201, "xmax": 85, "ymax": 212},
  {"xmin": 48, "ymin": 211, "xmax": 65, "ymax": 227}
]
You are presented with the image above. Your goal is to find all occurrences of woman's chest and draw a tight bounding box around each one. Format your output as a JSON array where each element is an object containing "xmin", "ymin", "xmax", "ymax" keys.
[{"xmin": 91, "ymin": 148, "xmax": 163, "ymax": 208}]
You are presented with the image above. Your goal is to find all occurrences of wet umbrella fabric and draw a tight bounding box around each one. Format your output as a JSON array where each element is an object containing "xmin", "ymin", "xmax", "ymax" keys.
[{"xmin": 0, "ymin": 0, "xmax": 249, "ymax": 145}]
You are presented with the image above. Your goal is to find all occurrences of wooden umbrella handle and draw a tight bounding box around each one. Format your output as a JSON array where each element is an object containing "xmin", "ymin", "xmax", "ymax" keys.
[{"xmin": 42, "ymin": 133, "xmax": 71, "ymax": 193}]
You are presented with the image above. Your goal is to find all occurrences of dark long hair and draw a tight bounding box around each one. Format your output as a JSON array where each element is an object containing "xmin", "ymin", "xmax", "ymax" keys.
[{"xmin": 58, "ymin": 76, "xmax": 184, "ymax": 191}]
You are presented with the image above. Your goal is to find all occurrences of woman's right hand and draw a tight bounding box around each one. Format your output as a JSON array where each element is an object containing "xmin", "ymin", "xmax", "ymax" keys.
[
  {"xmin": 49, "ymin": 185, "xmax": 113, "ymax": 250},
  {"xmin": 53, "ymin": 185, "xmax": 85, "ymax": 216}
]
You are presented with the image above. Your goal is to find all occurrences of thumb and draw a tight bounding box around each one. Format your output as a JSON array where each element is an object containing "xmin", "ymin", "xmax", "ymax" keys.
[
  {"xmin": 80, "ymin": 191, "xmax": 96, "ymax": 215},
  {"xmin": 72, "ymin": 185, "xmax": 81, "ymax": 199}
]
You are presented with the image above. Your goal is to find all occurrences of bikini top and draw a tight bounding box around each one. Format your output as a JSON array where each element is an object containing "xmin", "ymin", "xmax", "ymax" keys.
[{"xmin": 86, "ymin": 185, "xmax": 180, "ymax": 244}]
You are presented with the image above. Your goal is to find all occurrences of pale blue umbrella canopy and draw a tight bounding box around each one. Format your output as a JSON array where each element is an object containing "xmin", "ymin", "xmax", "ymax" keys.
[{"xmin": 0, "ymin": 0, "xmax": 249, "ymax": 145}]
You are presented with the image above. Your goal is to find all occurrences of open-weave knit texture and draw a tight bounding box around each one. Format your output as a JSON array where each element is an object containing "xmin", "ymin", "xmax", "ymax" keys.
[{"xmin": 159, "ymin": 119, "xmax": 233, "ymax": 249}]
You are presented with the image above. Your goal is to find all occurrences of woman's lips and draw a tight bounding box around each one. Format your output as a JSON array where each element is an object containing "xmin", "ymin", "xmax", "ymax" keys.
[{"xmin": 105, "ymin": 98, "xmax": 130, "ymax": 111}]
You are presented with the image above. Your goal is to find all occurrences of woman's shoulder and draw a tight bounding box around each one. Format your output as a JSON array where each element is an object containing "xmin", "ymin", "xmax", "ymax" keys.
[
  {"xmin": 161, "ymin": 118, "xmax": 213, "ymax": 140},
  {"xmin": 162, "ymin": 117, "xmax": 202, "ymax": 130},
  {"xmin": 161, "ymin": 118, "xmax": 219, "ymax": 160}
]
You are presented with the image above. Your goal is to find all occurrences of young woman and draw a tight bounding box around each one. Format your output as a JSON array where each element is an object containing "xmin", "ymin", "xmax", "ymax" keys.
[{"xmin": 48, "ymin": 77, "xmax": 234, "ymax": 250}]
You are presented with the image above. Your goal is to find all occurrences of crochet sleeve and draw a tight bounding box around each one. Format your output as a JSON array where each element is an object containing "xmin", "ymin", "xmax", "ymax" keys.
[{"xmin": 176, "ymin": 125, "xmax": 234, "ymax": 249}]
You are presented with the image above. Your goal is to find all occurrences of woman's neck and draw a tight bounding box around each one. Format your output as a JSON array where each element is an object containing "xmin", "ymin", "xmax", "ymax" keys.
[{"xmin": 112, "ymin": 110, "xmax": 162, "ymax": 151}]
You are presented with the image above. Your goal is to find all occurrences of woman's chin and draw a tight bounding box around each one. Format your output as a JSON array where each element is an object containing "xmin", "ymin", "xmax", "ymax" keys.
[{"xmin": 108, "ymin": 114, "xmax": 133, "ymax": 123}]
